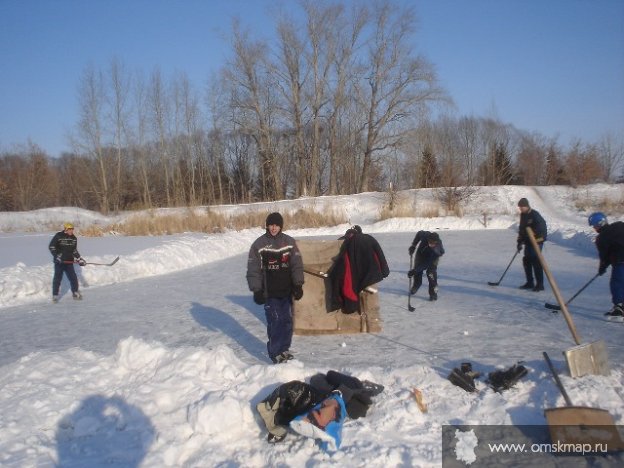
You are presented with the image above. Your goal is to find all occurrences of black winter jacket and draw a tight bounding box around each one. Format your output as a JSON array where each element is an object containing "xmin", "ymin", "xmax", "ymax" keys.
[
  {"xmin": 246, "ymin": 231, "xmax": 304, "ymax": 298},
  {"xmin": 596, "ymin": 221, "xmax": 624, "ymax": 267},
  {"xmin": 48, "ymin": 231, "xmax": 81, "ymax": 262},
  {"xmin": 518, "ymin": 208, "xmax": 547, "ymax": 244},
  {"xmin": 329, "ymin": 231, "xmax": 389, "ymax": 313},
  {"xmin": 410, "ymin": 231, "xmax": 445, "ymax": 272}
]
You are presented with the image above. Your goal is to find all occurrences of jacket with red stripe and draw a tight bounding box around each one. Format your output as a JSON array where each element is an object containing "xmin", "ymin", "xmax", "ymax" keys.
[
  {"xmin": 329, "ymin": 232, "xmax": 389, "ymax": 313},
  {"xmin": 246, "ymin": 231, "xmax": 304, "ymax": 298}
]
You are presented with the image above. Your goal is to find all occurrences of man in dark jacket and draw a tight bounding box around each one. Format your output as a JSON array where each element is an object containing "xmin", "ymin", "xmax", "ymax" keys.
[
  {"xmin": 329, "ymin": 226, "xmax": 389, "ymax": 313},
  {"xmin": 516, "ymin": 198, "xmax": 547, "ymax": 291},
  {"xmin": 408, "ymin": 231, "xmax": 445, "ymax": 301},
  {"xmin": 48, "ymin": 222, "xmax": 86, "ymax": 302},
  {"xmin": 246, "ymin": 212, "xmax": 304, "ymax": 364},
  {"xmin": 588, "ymin": 212, "xmax": 624, "ymax": 320}
]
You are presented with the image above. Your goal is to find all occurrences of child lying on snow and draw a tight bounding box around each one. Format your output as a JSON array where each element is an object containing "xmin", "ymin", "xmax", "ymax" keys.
[{"xmin": 255, "ymin": 370, "xmax": 384, "ymax": 449}]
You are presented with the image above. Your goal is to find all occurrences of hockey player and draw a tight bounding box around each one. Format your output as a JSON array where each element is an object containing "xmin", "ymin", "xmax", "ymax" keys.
[
  {"xmin": 588, "ymin": 212, "xmax": 624, "ymax": 321},
  {"xmin": 246, "ymin": 212, "xmax": 304, "ymax": 363},
  {"xmin": 407, "ymin": 231, "xmax": 445, "ymax": 301},
  {"xmin": 48, "ymin": 222, "xmax": 86, "ymax": 302},
  {"xmin": 516, "ymin": 198, "xmax": 547, "ymax": 291}
]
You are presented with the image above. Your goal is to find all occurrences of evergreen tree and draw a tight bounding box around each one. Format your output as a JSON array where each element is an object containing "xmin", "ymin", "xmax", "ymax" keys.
[
  {"xmin": 418, "ymin": 146, "xmax": 440, "ymax": 188},
  {"xmin": 482, "ymin": 141, "xmax": 513, "ymax": 185}
]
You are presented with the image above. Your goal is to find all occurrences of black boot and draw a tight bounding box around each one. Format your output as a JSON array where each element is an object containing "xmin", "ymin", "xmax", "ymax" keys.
[
  {"xmin": 532, "ymin": 284, "xmax": 544, "ymax": 292},
  {"xmin": 520, "ymin": 257, "xmax": 534, "ymax": 289},
  {"xmin": 604, "ymin": 303, "xmax": 624, "ymax": 322}
]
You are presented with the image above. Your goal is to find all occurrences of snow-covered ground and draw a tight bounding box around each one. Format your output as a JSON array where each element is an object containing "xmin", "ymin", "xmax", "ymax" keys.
[{"xmin": 0, "ymin": 185, "xmax": 623, "ymax": 467}]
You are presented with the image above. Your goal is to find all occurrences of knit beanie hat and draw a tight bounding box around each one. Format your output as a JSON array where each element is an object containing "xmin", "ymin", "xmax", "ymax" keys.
[
  {"xmin": 427, "ymin": 232, "xmax": 440, "ymax": 243},
  {"xmin": 266, "ymin": 212, "xmax": 284, "ymax": 229},
  {"xmin": 517, "ymin": 198, "xmax": 530, "ymax": 208}
]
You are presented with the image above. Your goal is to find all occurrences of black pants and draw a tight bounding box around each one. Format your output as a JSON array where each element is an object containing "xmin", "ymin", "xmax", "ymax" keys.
[
  {"xmin": 52, "ymin": 263, "xmax": 79, "ymax": 296},
  {"xmin": 523, "ymin": 243, "xmax": 544, "ymax": 287},
  {"xmin": 412, "ymin": 257, "xmax": 439, "ymax": 297}
]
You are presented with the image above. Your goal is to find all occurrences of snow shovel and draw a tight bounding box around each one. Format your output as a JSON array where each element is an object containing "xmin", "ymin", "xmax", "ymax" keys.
[
  {"xmin": 527, "ymin": 228, "xmax": 609, "ymax": 378},
  {"xmin": 543, "ymin": 352, "xmax": 623, "ymax": 451}
]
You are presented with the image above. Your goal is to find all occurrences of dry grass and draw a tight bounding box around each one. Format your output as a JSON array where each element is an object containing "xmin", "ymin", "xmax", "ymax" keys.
[
  {"xmin": 378, "ymin": 198, "xmax": 441, "ymax": 220},
  {"xmin": 420, "ymin": 205, "xmax": 441, "ymax": 218},
  {"xmin": 79, "ymin": 206, "xmax": 348, "ymax": 236},
  {"xmin": 78, "ymin": 225, "xmax": 106, "ymax": 237},
  {"xmin": 573, "ymin": 195, "xmax": 624, "ymax": 215},
  {"xmin": 379, "ymin": 200, "xmax": 415, "ymax": 220}
]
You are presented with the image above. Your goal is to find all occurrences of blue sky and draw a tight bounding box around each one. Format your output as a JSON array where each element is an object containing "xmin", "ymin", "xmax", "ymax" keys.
[{"xmin": 1, "ymin": 0, "xmax": 623, "ymax": 157}]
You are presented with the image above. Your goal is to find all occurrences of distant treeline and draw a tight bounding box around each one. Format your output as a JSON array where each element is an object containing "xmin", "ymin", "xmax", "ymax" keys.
[{"xmin": 1, "ymin": 0, "xmax": 622, "ymax": 213}]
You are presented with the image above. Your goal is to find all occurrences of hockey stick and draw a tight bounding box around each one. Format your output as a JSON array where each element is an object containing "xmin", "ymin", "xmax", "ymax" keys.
[
  {"xmin": 544, "ymin": 273, "xmax": 599, "ymax": 311},
  {"xmin": 487, "ymin": 250, "xmax": 519, "ymax": 286},
  {"xmin": 304, "ymin": 268, "xmax": 328, "ymax": 278},
  {"xmin": 63, "ymin": 256, "xmax": 120, "ymax": 266},
  {"xmin": 408, "ymin": 252, "xmax": 415, "ymax": 311},
  {"xmin": 303, "ymin": 269, "xmax": 377, "ymax": 293}
]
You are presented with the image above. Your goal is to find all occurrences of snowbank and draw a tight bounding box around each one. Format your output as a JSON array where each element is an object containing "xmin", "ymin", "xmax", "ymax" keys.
[{"xmin": 2, "ymin": 337, "xmax": 622, "ymax": 466}]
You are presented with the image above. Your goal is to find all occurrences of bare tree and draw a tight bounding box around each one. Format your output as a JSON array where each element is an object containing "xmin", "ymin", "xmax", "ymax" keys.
[
  {"xmin": 457, "ymin": 116, "xmax": 481, "ymax": 186},
  {"xmin": 0, "ymin": 143, "xmax": 58, "ymax": 210},
  {"xmin": 224, "ymin": 22, "xmax": 283, "ymax": 200},
  {"xmin": 564, "ymin": 140, "xmax": 603, "ymax": 186},
  {"xmin": 205, "ymin": 76, "xmax": 228, "ymax": 203},
  {"xmin": 356, "ymin": 1, "xmax": 446, "ymax": 192},
  {"xmin": 274, "ymin": 12, "xmax": 308, "ymax": 197},
  {"xmin": 598, "ymin": 133, "xmax": 624, "ymax": 182},
  {"xmin": 107, "ymin": 58, "xmax": 132, "ymax": 211},
  {"xmin": 132, "ymin": 71, "xmax": 153, "ymax": 207},
  {"xmin": 74, "ymin": 65, "xmax": 110, "ymax": 213},
  {"xmin": 148, "ymin": 68, "xmax": 172, "ymax": 206},
  {"xmin": 326, "ymin": 2, "xmax": 367, "ymax": 195},
  {"xmin": 515, "ymin": 132, "xmax": 548, "ymax": 185}
]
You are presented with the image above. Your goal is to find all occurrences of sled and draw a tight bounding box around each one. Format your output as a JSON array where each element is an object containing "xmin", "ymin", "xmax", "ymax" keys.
[
  {"xmin": 543, "ymin": 352, "xmax": 623, "ymax": 451},
  {"xmin": 527, "ymin": 228, "xmax": 610, "ymax": 378}
]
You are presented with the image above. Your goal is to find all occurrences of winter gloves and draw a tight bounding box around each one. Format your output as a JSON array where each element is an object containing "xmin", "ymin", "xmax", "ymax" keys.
[
  {"xmin": 253, "ymin": 290, "xmax": 265, "ymax": 305},
  {"xmin": 448, "ymin": 361, "xmax": 528, "ymax": 393},
  {"xmin": 487, "ymin": 364, "xmax": 528, "ymax": 392},
  {"xmin": 408, "ymin": 245, "xmax": 415, "ymax": 255},
  {"xmin": 293, "ymin": 284, "xmax": 304, "ymax": 301},
  {"xmin": 516, "ymin": 240, "xmax": 523, "ymax": 252},
  {"xmin": 407, "ymin": 268, "xmax": 425, "ymax": 278},
  {"xmin": 53, "ymin": 255, "xmax": 86, "ymax": 266}
]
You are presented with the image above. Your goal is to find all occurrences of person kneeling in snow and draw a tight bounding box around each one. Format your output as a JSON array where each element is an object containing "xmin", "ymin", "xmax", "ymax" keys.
[
  {"xmin": 290, "ymin": 391, "xmax": 347, "ymax": 452},
  {"xmin": 408, "ymin": 231, "xmax": 444, "ymax": 301},
  {"xmin": 255, "ymin": 371, "xmax": 383, "ymax": 448}
]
